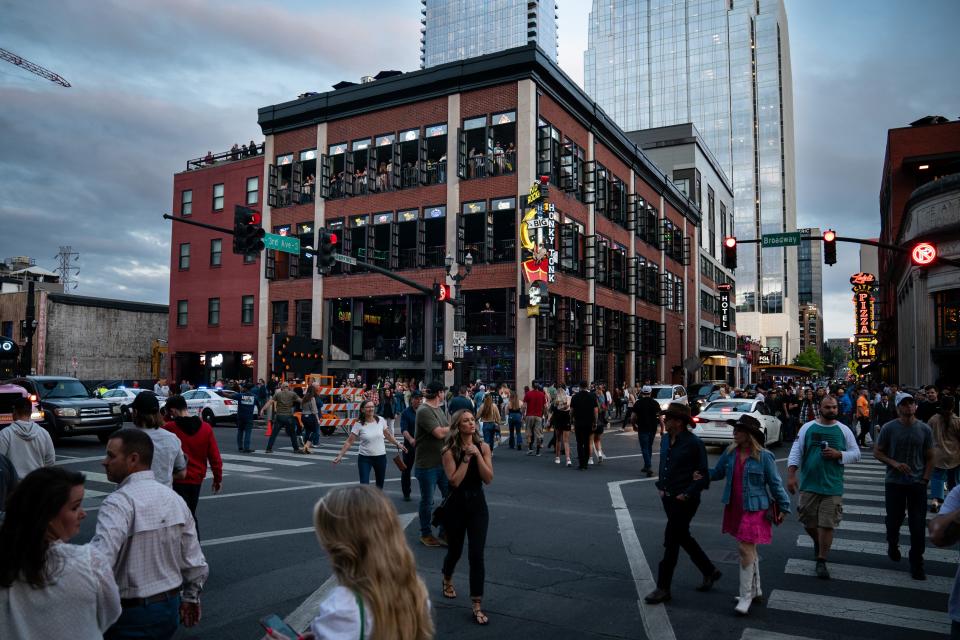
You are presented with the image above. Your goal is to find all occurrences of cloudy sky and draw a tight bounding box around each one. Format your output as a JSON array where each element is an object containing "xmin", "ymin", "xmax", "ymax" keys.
[{"xmin": 1, "ymin": 0, "xmax": 957, "ymax": 339}]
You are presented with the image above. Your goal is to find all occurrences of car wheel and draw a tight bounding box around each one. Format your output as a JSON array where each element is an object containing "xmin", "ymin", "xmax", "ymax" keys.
[{"xmin": 202, "ymin": 409, "xmax": 216, "ymax": 425}]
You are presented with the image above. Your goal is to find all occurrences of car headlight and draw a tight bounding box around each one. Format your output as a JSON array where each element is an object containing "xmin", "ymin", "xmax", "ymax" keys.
[
  {"xmin": 31, "ymin": 411, "xmax": 43, "ymax": 421},
  {"xmin": 111, "ymin": 405, "xmax": 121, "ymax": 414},
  {"xmin": 54, "ymin": 408, "xmax": 78, "ymax": 417}
]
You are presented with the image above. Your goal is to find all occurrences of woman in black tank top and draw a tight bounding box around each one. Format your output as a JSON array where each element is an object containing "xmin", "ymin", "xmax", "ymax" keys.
[{"xmin": 440, "ymin": 409, "xmax": 494, "ymax": 626}]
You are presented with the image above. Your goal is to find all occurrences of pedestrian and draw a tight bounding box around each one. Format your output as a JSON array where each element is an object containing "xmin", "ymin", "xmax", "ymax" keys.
[
  {"xmin": 592, "ymin": 383, "xmax": 609, "ymax": 463},
  {"xmin": 399, "ymin": 391, "xmax": 422, "ymax": 501},
  {"xmin": 918, "ymin": 385, "xmax": 942, "ymax": 423},
  {"xmin": 874, "ymin": 395, "xmax": 934, "ymax": 580},
  {"xmin": 300, "ymin": 384, "xmax": 321, "ymax": 452},
  {"xmin": 476, "ymin": 393, "xmax": 501, "ymax": 450},
  {"xmin": 0, "ymin": 466, "xmax": 120, "ymax": 639},
  {"xmin": 856, "ymin": 387, "xmax": 872, "ymax": 447},
  {"xmin": 92, "ymin": 428, "xmax": 208, "ymax": 639},
  {"xmin": 570, "ymin": 381, "xmax": 599, "ymax": 470},
  {"xmin": 837, "ymin": 387, "xmax": 854, "ymax": 429},
  {"xmin": 333, "ymin": 400, "xmax": 406, "ymax": 489},
  {"xmin": 449, "ymin": 386, "xmax": 474, "ymax": 414},
  {"xmin": 551, "ymin": 387, "xmax": 572, "ymax": 466},
  {"xmin": 379, "ymin": 386, "xmax": 397, "ymax": 435},
  {"xmin": 414, "ymin": 380, "xmax": 450, "ymax": 547},
  {"xmin": 522, "ymin": 382, "xmax": 548, "ymax": 456},
  {"xmin": 645, "ymin": 403, "xmax": 720, "ymax": 604},
  {"xmin": 440, "ymin": 409, "xmax": 494, "ymax": 626},
  {"xmin": 162, "ymin": 396, "xmax": 224, "ymax": 525},
  {"xmin": 267, "ymin": 485, "xmax": 433, "ymax": 640},
  {"xmin": 0, "ymin": 452, "xmax": 16, "ymax": 516},
  {"xmin": 786, "ymin": 395, "xmax": 860, "ymax": 579},
  {"xmin": 928, "ymin": 483, "xmax": 960, "ymax": 639},
  {"xmin": 701, "ymin": 415, "xmax": 791, "ymax": 615},
  {"xmin": 236, "ymin": 384, "xmax": 257, "ymax": 453},
  {"xmin": 261, "ymin": 382, "xmax": 307, "ymax": 454},
  {"xmin": 929, "ymin": 397, "xmax": 960, "ymax": 512},
  {"xmin": 631, "ymin": 385, "xmax": 662, "ymax": 477},
  {"xmin": 0, "ymin": 397, "xmax": 54, "ymax": 479},
  {"xmin": 129, "ymin": 391, "xmax": 187, "ymax": 487},
  {"xmin": 506, "ymin": 390, "xmax": 523, "ymax": 450}
]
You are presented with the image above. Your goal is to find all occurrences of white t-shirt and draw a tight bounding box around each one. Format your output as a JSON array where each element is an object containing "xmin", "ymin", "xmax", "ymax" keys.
[
  {"xmin": 351, "ymin": 417, "xmax": 388, "ymax": 457},
  {"xmin": 310, "ymin": 586, "xmax": 372, "ymax": 639}
]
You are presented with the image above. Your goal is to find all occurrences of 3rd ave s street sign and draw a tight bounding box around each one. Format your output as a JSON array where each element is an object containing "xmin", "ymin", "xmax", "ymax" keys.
[{"xmin": 263, "ymin": 233, "xmax": 301, "ymax": 255}]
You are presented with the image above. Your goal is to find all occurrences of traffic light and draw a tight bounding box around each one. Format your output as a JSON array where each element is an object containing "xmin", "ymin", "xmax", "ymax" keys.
[
  {"xmin": 443, "ymin": 360, "xmax": 455, "ymax": 372},
  {"xmin": 722, "ymin": 236, "xmax": 737, "ymax": 269},
  {"xmin": 317, "ymin": 228, "xmax": 338, "ymax": 273},
  {"xmin": 233, "ymin": 206, "xmax": 265, "ymax": 255},
  {"xmin": 910, "ymin": 241, "xmax": 937, "ymax": 267},
  {"xmin": 823, "ymin": 229, "xmax": 837, "ymax": 266},
  {"xmin": 433, "ymin": 282, "xmax": 452, "ymax": 302}
]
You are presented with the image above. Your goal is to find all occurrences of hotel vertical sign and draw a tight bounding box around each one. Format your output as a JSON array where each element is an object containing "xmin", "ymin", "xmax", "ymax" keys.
[{"xmin": 718, "ymin": 283, "xmax": 732, "ymax": 332}]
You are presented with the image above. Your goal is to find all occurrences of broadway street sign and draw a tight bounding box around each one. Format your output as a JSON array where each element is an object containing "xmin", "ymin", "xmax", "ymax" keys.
[
  {"xmin": 333, "ymin": 253, "xmax": 357, "ymax": 265},
  {"xmin": 263, "ymin": 233, "xmax": 301, "ymax": 255},
  {"xmin": 761, "ymin": 232, "xmax": 801, "ymax": 248}
]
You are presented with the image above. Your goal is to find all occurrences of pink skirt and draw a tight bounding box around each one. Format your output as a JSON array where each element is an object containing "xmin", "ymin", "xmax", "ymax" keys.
[{"xmin": 722, "ymin": 505, "xmax": 772, "ymax": 544}]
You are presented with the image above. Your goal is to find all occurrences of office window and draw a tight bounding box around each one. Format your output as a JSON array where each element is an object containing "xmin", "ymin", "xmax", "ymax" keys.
[
  {"xmin": 271, "ymin": 301, "xmax": 289, "ymax": 335},
  {"xmin": 180, "ymin": 189, "xmax": 192, "ymax": 216},
  {"xmin": 207, "ymin": 298, "xmax": 220, "ymax": 326},
  {"xmin": 241, "ymin": 295, "xmax": 255, "ymax": 325},
  {"xmin": 177, "ymin": 300, "xmax": 188, "ymax": 327},
  {"xmin": 246, "ymin": 177, "xmax": 259, "ymax": 205},
  {"xmin": 178, "ymin": 243, "xmax": 190, "ymax": 269},
  {"xmin": 213, "ymin": 183, "xmax": 224, "ymax": 211},
  {"xmin": 210, "ymin": 239, "xmax": 222, "ymax": 266},
  {"xmin": 296, "ymin": 299, "xmax": 312, "ymax": 336}
]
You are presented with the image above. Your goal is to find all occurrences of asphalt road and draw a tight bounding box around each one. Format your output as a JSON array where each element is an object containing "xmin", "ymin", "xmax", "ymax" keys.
[{"xmin": 54, "ymin": 418, "xmax": 953, "ymax": 640}]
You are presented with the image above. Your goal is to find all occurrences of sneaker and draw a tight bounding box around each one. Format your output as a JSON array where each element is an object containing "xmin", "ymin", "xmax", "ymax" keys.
[
  {"xmin": 437, "ymin": 533, "xmax": 448, "ymax": 547},
  {"xmin": 599, "ymin": 451, "xmax": 606, "ymax": 460},
  {"xmin": 911, "ymin": 565, "xmax": 927, "ymax": 581},
  {"xmin": 526, "ymin": 450, "xmax": 535, "ymax": 456},
  {"xmin": 536, "ymin": 450, "xmax": 542, "ymax": 457},
  {"xmin": 887, "ymin": 544, "xmax": 902, "ymax": 562},
  {"xmin": 815, "ymin": 559, "xmax": 830, "ymax": 580},
  {"xmin": 555, "ymin": 457, "xmax": 561, "ymax": 464},
  {"xmin": 567, "ymin": 460, "xmax": 572, "ymax": 467},
  {"xmin": 264, "ymin": 449, "xmax": 273, "ymax": 454},
  {"xmin": 589, "ymin": 458, "xmax": 595, "ymax": 465},
  {"xmin": 644, "ymin": 469, "xmax": 654, "ymax": 478},
  {"xmin": 420, "ymin": 535, "xmax": 442, "ymax": 547}
]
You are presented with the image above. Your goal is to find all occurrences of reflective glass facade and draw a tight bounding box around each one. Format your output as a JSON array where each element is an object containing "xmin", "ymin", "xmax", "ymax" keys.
[
  {"xmin": 797, "ymin": 228, "xmax": 822, "ymax": 309},
  {"xmin": 420, "ymin": 0, "xmax": 558, "ymax": 68},
  {"xmin": 585, "ymin": 0, "xmax": 796, "ymax": 321}
]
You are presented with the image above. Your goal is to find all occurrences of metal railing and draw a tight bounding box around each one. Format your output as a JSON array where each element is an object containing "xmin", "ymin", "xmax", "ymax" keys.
[{"xmin": 187, "ymin": 143, "xmax": 263, "ymax": 170}]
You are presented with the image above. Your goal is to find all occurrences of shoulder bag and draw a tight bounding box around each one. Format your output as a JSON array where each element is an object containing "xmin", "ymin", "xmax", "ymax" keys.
[{"xmin": 392, "ymin": 445, "xmax": 407, "ymax": 472}]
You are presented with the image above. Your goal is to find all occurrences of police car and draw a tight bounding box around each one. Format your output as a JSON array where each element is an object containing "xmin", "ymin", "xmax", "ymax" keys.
[
  {"xmin": 180, "ymin": 387, "xmax": 239, "ymax": 424},
  {"xmin": 100, "ymin": 387, "xmax": 151, "ymax": 422}
]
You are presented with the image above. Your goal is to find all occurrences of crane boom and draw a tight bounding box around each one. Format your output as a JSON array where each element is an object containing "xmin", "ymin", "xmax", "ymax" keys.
[{"xmin": 0, "ymin": 47, "xmax": 70, "ymax": 87}]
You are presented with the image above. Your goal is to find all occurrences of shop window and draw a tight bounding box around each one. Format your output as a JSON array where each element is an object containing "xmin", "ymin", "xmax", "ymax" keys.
[
  {"xmin": 559, "ymin": 219, "xmax": 584, "ymax": 277},
  {"xmin": 371, "ymin": 135, "xmax": 395, "ymax": 192},
  {"xmin": 490, "ymin": 111, "xmax": 516, "ymax": 175},
  {"xmin": 177, "ymin": 300, "xmax": 188, "ymax": 327},
  {"xmin": 396, "ymin": 209, "xmax": 419, "ymax": 270},
  {"xmin": 328, "ymin": 299, "xmax": 352, "ymax": 360},
  {"xmin": 212, "ymin": 183, "xmax": 224, "ymax": 211},
  {"xmin": 460, "ymin": 200, "xmax": 487, "ymax": 263},
  {"xmin": 322, "ymin": 143, "xmax": 347, "ymax": 199},
  {"xmin": 359, "ymin": 297, "xmax": 409, "ymax": 360},
  {"xmin": 422, "ymin": 124, "xmax": 447, "ymax": 185},
  {"xmin": 296, "ymin": 299, "xmax": 312, "ymax": 336},
  {"xmin": 208, "ymin": 298, "xmax": 220, "ymax": 326},
  {"xmin": 299, "ymin": 149, "xmax": 317, "ymax": 203},
  {"xmin": 210, "ymin": 239, "xmax": 222, "ymax": 267},
  {"xmin": 351, "ymin": 139, "xmax": 371, "ymax": 195},
  {"xmin": 179, "ymin": 243, "xmax": 190, "ymax": 270},
  {"xmin": 422, "ymin": 205, "xmax": 446, "ymax": 268},
  {"xmin": 181, "ymin": 189, "xmax": 192, "ymax": 216},
  {"xmin": 536, "ymin": 121, "xmax": 562, "ymax": 187},
  {"xmin": 434, "ymin": 294, "xmax": 445, "ymax": 359},
  {"xmin": 459, "ymin": 116, "xmax": 489, "ymax": 179},
  {"xmin": 464, "ymin": 289, "xmax": 509, "ymax": 337},
  {"xmin": 246, "ymin": 177, "xmax": 258, "ymax": 205},
  {"xmin": 370, "ymin": 212, "xmax": 393, "ymax": 269},
  {"xmin": 273, "ymin": 154, "xmax": 294, "ymax": 206},
  {"xmin": 241, "ymin": 295, "xmax": 254, "ymax": 325},
  {"xmin": 271, "ymin": 301, "xmax": 289, "ymax": 336},
  {"xmin": 491, "ymin": 197, "xmax": 516, "ymax": 263},
  {"xmin": 398, "ymin": 129, "xmax": 419, "ymax": 188},
  {"xmin": 935, "ymin": 290, "xmax": 960, "ymax": 348},
  {"xmin": 407, "ymin": 297, "xmax": 425, "ymax": 359}
]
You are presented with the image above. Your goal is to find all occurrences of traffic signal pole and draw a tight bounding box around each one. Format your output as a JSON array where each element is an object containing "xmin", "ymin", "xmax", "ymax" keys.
[
  {"xmin": 162, "ymin": 214, "xmax": 234, "ymax": 235},
  {"xmin": 731, "ymin": 234, "xmax": 960, "ymax": 268}
]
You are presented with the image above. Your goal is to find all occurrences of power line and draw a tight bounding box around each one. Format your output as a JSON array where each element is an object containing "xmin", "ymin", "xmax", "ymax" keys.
[{"xmin": 54, "ymin": 246, "xmax": 80, "ymax": 290}]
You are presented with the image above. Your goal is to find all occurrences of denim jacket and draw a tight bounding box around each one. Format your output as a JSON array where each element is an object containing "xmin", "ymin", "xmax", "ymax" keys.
[{"xmin": 708, "ymin": 448, "xmax": 791, "ymax": 514}]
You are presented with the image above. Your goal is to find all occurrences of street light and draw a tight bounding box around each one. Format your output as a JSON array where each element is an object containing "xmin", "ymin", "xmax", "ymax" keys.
[{"xmin": 445, "ymin": 253, "xmax": 473, "ymax": 387}]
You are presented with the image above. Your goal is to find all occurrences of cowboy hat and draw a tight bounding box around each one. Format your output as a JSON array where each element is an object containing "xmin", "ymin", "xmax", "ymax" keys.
[
  {"xmin": 726, "ymin": 414, "xmax": 765, "ymax": 444},
  {"xmin": 663, "ymin": 402, "xmax": 694, "ymax": 427}
]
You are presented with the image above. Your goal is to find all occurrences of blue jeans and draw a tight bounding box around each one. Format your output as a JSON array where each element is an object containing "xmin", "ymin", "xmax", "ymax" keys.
[
  {"xmin": 266, "ymin": 414, "xmax": 299, "ymax": 452},
  {"xmin": 415, "ymin": 465, "xmax": 450, "ymax": 537},
  {"xmin": 358, "ymin": 454, "xmax": 387, "ymax": 488},
  {"xmin": 931, "ymin": 467, "xmax": 959, "ymax": 501},
  {"xmin": 637, "ymin": 430, "xmax": 655, "ymax": 471},
  {"xmin": 301, "ymin": 413, "xmax": 320, "ymax": 446},
  {"xmin": 105, "ymin": 594, "xmax": 180, "ymax": 640},
  {"xmin": 481, "ymin": 422, "xmax": 497, "ymax": 448},
  {"xmin": 508, "ymin": 412, "xmax": 523, "ymax": 448},
  {"xmin": 236, "ymin": 418, "xmax": 253, "ymax": 451}
]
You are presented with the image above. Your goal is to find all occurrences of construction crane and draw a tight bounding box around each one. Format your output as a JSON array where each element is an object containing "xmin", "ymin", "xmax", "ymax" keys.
[{"xmin": 0, "ymin": 47, "xmax": 70, "ymax": 87}]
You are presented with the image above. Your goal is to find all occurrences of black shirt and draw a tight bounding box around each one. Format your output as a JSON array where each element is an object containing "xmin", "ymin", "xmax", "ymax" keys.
[
  {"xmin": 570, "ymin": 390, "xmax": 598, "ymax": 426},
  {"xmin": 631, "ymin": 397, "xmax": 662, "ymax": 432},
  {"xmin": 656, "ymin": 429, "xmax": 710, "ymax": 499},
  {"xmin": 917, "ymin": 400, "xmax": 940, "ymax": 423}
]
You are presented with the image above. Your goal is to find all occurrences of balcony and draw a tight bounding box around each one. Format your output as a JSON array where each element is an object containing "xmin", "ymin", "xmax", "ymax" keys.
[{"xmin": 187, "ymin": 143, "xmax": 263, "ymax": 171}]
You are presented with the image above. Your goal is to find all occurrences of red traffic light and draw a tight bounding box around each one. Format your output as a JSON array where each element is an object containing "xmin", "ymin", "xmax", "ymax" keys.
[
  {"xmin": 328, "ymin": 232, "xmax": 338, "ymax": 245},
  {"xmin": 249, "ymin": 212, "xmax": 262, "ymax": 225},
  {"xmin": 911, "ymin": 242, "xmax": 937, "ymax": 266},
  {"xmin": 436, "ymin": 283, "xmax": 451, "ymax": 302},
  {"xmin": 823, "ymin": 230, "xmax": 836, "ymax": 242},
  {"xmin": 724, "ymin": 236, "xmax": 737, "ymax": 248}
]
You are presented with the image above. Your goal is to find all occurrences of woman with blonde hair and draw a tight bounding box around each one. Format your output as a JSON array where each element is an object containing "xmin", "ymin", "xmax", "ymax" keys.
[
  {"xmin": 440, "ymin": 409, "xmax": 494, "ymax": 625},
  {"xmin": 699, "ymin": 415, "xmax": 791, "ymax": 616},
  {"xmin": 477, "ymin": 393, "xmax": 501, "ymax": 449},
  {"xmin": 551, "ymin": 385, "xmax": 572, "ymax": 466},
  {"xmin": 270, "ymin": 485, "xmax": 433, "ymax": 640},
  {"xmin": 507, "ymin": 390, "xmax": 524, "ymax": 450}
]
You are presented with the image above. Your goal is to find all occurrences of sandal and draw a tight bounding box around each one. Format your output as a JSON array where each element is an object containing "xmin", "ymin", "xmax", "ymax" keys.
[
  {"xmin": 472, "ymin": 599, "xmax": 489, "ymax": 625},
  {"xmin": 442, "ymin": 580, "xmax": 457, "ymax": 599}
]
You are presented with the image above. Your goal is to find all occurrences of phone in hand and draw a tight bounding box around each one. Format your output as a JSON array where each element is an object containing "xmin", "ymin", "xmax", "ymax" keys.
[{"xmin": 260, "ymin": 614, "xmax": 301, "ymax": 639}]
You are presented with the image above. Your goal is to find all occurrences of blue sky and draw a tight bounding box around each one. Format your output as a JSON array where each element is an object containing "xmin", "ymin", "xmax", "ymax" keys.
[{"xmin": 0, "ymin": 0, "xmax": 957, "ymax": 340}]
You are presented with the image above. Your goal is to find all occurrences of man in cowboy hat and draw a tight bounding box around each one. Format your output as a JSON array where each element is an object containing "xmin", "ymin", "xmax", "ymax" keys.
[{"xmin": 645, "ymin": 403, "xmax": 722, "ymax": 604}]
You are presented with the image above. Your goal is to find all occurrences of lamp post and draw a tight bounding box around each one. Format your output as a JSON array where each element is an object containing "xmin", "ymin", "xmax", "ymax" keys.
[
  {"xmin": 678, "ymin": 321, "xmax": 686, "ymax": 386},
  {"xmin": 445, "ymin": 252, "xmax": 473, "ymax": 387}
]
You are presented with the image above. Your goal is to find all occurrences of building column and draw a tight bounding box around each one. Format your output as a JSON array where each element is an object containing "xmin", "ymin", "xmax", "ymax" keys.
[
  {"xmin": 585, "ymin": 131, "xmax": 596, "ymax": 383},
  {"xmin": 514, "ymin": 79, "xmax": 537, "ymax": 388},
  {"xmin": 313, "ymin": 124, "xmax": 327, "ymax": 347},
  {"xmin": 658, "ymin": 193, "xmax": 666, "ymax": 383},
  {"xmin": 444, "ymin": 93, "xmax": 461, "ymax": 388},
  {"xmin": 626, "ymin": 170, "xmax": 636, "ymax": 386},
  {"xmin": 256, "ymin": 135, "xmax": 274, "ymax": 382}
]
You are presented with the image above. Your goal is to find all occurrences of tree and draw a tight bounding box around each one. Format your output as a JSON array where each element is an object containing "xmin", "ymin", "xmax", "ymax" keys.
[{"xmin": 793, "ymin": 347, "xmax": 825, "ymax": 372}]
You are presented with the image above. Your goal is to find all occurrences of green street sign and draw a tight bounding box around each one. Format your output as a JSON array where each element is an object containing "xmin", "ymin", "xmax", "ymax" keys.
[
  {"xmin": 761, "ymin": 232, "xmax": 801, "ymax": 248},
  {"xmin": 263, "ymin": 233, "xmax": 300, "ymax": 255}
]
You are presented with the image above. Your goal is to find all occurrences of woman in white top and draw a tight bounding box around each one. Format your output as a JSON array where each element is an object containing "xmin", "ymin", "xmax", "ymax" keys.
[
  {"xmin": 268, "ymin": 485, "xmax": 433, "ymax": 640},
  {"xmin": 0, "ymin": 466, "xmax": 121, "ymax": 640},
  {"xmin": 334, "ymin": 400, "xmax": 406, "ymax": 488}
]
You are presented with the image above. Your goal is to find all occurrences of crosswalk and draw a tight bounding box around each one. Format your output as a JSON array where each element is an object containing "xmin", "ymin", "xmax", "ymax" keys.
[
  {"xmin": 742, "ymin": 451, "xmax": 955, "ymax": 639},
  {"xmin": 55, "ymin": 440, "xmax": 357, "ymax": 505}
]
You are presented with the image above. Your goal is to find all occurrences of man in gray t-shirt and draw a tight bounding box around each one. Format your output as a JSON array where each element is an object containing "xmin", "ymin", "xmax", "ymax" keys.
[
  {"xmin": 929, "ymin": 484, "xmax": 960, "ymax": 635},
  {"xmin": 874, "ymin": 396, "xmax": 934, "ymax": 580}
]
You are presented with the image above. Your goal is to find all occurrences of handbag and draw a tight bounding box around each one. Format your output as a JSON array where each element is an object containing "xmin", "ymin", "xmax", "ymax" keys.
[
  {"xmin": 431, "ymin": 493, "xmax": 451, "ymax": 527},
  {"xmin": 765, "ymin": 499, "xmax": 781, "ymax": 525},
  {"xmin": 392, "ymin": 445, "xmax": 407, "ymax": 472}
]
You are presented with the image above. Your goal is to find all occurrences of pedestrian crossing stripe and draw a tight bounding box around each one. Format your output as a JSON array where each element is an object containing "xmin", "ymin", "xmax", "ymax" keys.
[
  {"xmin": 767, "ymin": 589, "xmax": 949, "ymax": 634},
  {"xmin": 220, "ymin": 453, "xmax": 312, "ymax": 467},
  {"xmin": 796, "ymin": 536, "xmax": 957, "ymax": 564},
  {"xmin": 837, "ymin": 504, "xmax": 886, "ymax": 516},
  {"xmin": 740, "ymin": 630, "xmax": 813, "ymax": 640},
  {"xmin": 838, "ymin": 520, "xmax": 913, "ymax": 536},
  {"xmin": 844, "ymin": 483, "xmax": 885, "ymax": 491},
  {"xmin": 784, "ymin": 559, "xmax": 951, "ymax": 593}
]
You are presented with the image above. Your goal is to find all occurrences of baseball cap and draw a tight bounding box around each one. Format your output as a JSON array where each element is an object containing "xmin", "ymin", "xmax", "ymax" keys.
[
  {"xmin": 641, "ymin": 385, "xmax": 652, "ymax": 394},
  {"xmin": 130, "ymin": 390, "xmax": 160, "ymax": 414},
  {"xmin": 424, "ymin": 380, "xmax": 445, "ymax": 399},
  {"xmin": 897, "ymin": 395, "xmax": 917, "ymax": 407}
]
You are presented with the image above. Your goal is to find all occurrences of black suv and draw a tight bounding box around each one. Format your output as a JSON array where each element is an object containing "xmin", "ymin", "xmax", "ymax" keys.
[{"xmin": 3, "ymin": 376, "xmax": 123, "ymax": 442}]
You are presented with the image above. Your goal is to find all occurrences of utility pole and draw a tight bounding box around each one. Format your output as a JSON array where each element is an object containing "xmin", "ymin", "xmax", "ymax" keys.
[{"xmin": 54, "ymin": 246, "xmax": 80, "ymax": 290}]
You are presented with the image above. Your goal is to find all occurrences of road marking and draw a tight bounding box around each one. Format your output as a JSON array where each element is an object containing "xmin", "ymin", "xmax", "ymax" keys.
[
  {"xmin": 220, "ymin": 462, "xmax": 270, "ymax": 473},
  {"xmin": 842, "ymin": 492, "xmax": 885, "ymax": 503},
  {"xmin": 767, "ymin": 589, "xmax": 949, "ymax": 634},
  {"xmin": 220, "ymin": 453, "xmax": 312, "ymax": 467},
  {"xmin": 256, "ymin": 450, "xmax": 341, "ymax": 462},
  {"xmin": 844, "ymin": 482, "xmax": 884, "ymax": 491},
  {"xmin": 83, "ymin": 489, "xmax": 109, "ymax": 498},
  {"xmin": 201, "ymin": 477, "xmax": 401, "ymax": 501},
  {"xmin": 56, "ymin": 453, "xmax": 77, "ymax": 459},
  {"xmin": 837, "ymin": 520, "xmax": 911, "ymax": 535},
  {"xmin": 740, "ymin": 630, "xmax": 815, "ymax": 640},
  {"xmin": 82, "ymin": 471, "xmax": 112, "ymax": 484},
  {"xmin": 844, "ymin": 469, "xmax": 886, "ymax": 478},
  {"xmin": 837, "ymin": 504, "xmax": 885, "ymax": 516},
  {"xmin": 609, "ymin": 479, "xmax": 677, "ymax": 640},
  {"xmin": 784, "ymin": 558, "xmax": 950, "ymax": 593},
  {"xmin": 279, "ymin": 512, "xmax": 419, "ymax": 634},
  {"xmin": 202, "ymin": 526, "xmax": 316, "ymax": 547},
  {"xmin": 603, "ymin": 452, "xmax": 661, "ymax": 461},
  {"xmin": 56, "ymin": 455, "xmax": 105, "ymax": 465},
  {"xmin": 796, "ymin": 536, "xmax": 955, "ymax": 563}
]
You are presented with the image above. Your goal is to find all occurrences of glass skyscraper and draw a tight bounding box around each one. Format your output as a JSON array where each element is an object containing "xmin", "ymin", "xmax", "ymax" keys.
[
  {"xmin": 584, "ymin": 0, "xmax": 799, "ymax": 358},
  {"xmin": 420, "ymin": 0, "xmax": 558, "ymax": 68}
]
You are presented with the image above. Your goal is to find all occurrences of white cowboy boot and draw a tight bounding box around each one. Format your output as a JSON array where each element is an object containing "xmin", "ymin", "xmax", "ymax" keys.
[
  {"xmin": 752, "ymin": 558, "xmax": 762, "ymax": 604},
  {"xmin": 734, "ymin": 561, "xmax": 754, "ymax": 615}
]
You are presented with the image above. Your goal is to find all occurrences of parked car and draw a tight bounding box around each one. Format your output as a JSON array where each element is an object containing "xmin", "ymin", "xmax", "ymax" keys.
[
  {"xmin": 100, "ymin": 387, "xmax": 151, "ymax": 422},
  {"xmin": 649, "ymin": 385, "xmax": 688, "ymax": 412},
  {"xmin": 687, "ymin": 381, "xmax": 726, "ymax": 415},
  {"xmin": 180, "ymin": 387, "xmax": 239, "ymax": 424},
  {"xmin": 2, "ymin": 376, "xmax": 123, "ymax": 442},
  {"xmin": 692, "ymin": 398, "xmax": 781, "ymax": 447},
  {"xmin": 0, "ymin": 382, "xmax": 43, "ymax": 429}
]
